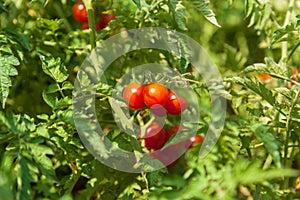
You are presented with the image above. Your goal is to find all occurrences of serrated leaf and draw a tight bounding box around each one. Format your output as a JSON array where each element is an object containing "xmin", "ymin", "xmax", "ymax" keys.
[
  {"xmin": 169, "ymin": 0, "xmax": 187, "ymax": 30},
  {"xmin": 27, "ymin": 143, "xmax": 58, "ymax": 182},
  {"xmin": 191, "ymin": 0, "xmax": 221, "ymax": 27},
  {"xmin": 36, "ymin": 18, "xmax": 63, "ymax": 32},
  {"xmin": 251, "ymin": 124, "xmax": 281, "ymax": 167},
  {"xmin": 17, "ymin": 157, "xmax": 36, "ymax": 200},
  {"xmin": 271, "ymin": 25, "xmax": 295, "ymax": 45},
  {"xmin": 0, "ymin": 55, "xmax": 20, "ymax": 108},
  {"xmin": 231, "ymin": 159, "xmax": 298, "ymax": 185},
  {"xmin": 39, "ymin": 54, "xmax": 68, "ymax": 83}
]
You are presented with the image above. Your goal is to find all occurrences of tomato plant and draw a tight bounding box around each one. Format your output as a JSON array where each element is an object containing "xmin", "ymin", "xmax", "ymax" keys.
[{"xmin": 0, "ymin": 0, "xmax": 300, "ymax": 199}]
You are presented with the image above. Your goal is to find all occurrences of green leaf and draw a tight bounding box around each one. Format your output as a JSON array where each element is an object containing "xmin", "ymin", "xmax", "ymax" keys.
[
  {"xmin": 27, "ymin": 143, "xmax": 58, "ymax": 182},
  {"xmin": 251, "ymin": 124, "xmax": 281, "ymax": 167},
  {"xmin": 17, "ymin": 157, "xmax": 37, "ymax": 200},
  {"xmin": 42, "ymin": 91, "xmax": 57, "ymax": 108},
  {"xmin": 0, "ymin": 55, "xmax": 19, "ymax": 108},
  {"xmin": 245, "ymin": 0, "xmax": 254, "ymax": 18},
  {"xmin": 169, "ymin": 0, "xmax": 187, "ymax": 31},
  {"xmin": 132, "ymin": 0, "xmax": 148, "ymax": 9},
  {"xmin": 36, "ymin": 18, "xmax": 64, "ymax": 32},
  {"xmin": 190, "ymin": 0, "xmax": 221, "ymax": 27},
  {"xmin": 4, "ymin": 28, "xmax": 32, "ymax": 51},
  {"xmin": 231, "ymin": 159, "xmax": 298, "ymax": 185},
  {"xmin": 39, "ymin": 54, "xmax": 69, "ymax": 83}
]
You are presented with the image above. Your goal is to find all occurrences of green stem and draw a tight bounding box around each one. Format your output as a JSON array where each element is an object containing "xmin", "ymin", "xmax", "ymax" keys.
[
  {"xmin": 280, "ymin": 0, "xmax": 295, "ymax": 63},
  {"xmin": 282, "ymin": 87, "xmax": 300, "ymax": 189},
  {"xmin": 84, "ymin": 0, "xmax": 96, "ymax": 49}
]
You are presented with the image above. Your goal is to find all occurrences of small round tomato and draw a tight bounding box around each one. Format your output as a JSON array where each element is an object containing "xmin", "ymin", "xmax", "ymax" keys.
[
  {"xmin": 150, "ymin": 139, "xmax": 189, "ymax": 167},
  {"xmin": 165, "ymin": 125, "xmax": 186, "ymax": 142},
  {"xmin": 143, "ymin": 83, "xmax": 169, "ymax": 108},
  {"xmin": 189, "ymin": 135, "xmax": 204, "ymax": 149},
  {"xmin": 99, "ymin": 13, "xmax": 116, "ymax": 29},
  {"xmin": 140, "ymin": 122, "xmax": 166, "ymax": 150},
  {"xmin": 123, "ymin": 82, "xmax": 146, "ymax": 110},
  {"xmin": 72, "ymin": 2, "xmax": 89, "ymax": 23},
  {"xmin": 81, "ymin": 21, "xmax": 101, "ymax": 31},
  {"xmin": 164, "ymin": 90, "xmax": 187, "ymax": 115}
]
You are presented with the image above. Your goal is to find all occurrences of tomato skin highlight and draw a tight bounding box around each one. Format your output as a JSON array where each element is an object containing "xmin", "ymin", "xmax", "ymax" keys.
[
  {"xmin": 72, "ymin": 2, "xmax": 89, "ymax": 23},
  {"xmin": 188, "ymin": 135, "xmax": 204, "ymax": 149},
  {"xmin": 140, "ymin": 122, "xmax": 166, "ymax": 150},
  {"xmin": 143, "ymin": 83, "xmax": 169, "ymax": 108},
  {"xmin": 164, "ymin": 90, "xmax": 188, "ymax": 115},
  {"xmin": 123, "ymin": 82, "xmax": 146, "ymax": 110}
]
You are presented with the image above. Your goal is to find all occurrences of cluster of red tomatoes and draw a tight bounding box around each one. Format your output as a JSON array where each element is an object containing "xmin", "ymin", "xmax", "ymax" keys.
[
  {"xmin": 123, "ymin": 82, "xmax": 188, "ymax": 116},
  {"xmin": 123, "ymin": 82, "xmax": 204, "ymax": 167},
  {"xmin": 72, "ymin": 1, "xmax": 115, "ymax": 31}
]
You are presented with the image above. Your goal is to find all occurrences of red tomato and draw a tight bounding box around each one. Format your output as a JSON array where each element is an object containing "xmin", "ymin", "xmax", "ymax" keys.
[
  {"xmin": 81, "ymin": 21, "xmax": 101, "ymax": 31},
  {"xmin": 72, "ymin": 2, "xmax": 89, "ymax": 23},
  {"xmin": 140, "ymin": 122, "xmax": 166, "ymax": 150},
  {"xmin": 123, "ymin": 82, "xmax": 146, "ymax": 110},
  {"xmin": 99, "ymin": 13, "xmax": 116, "ymax": 29},
  {"xmin": 189, "ymin": 135, "xmax": 204, "ymax": 149},
  {"xmin": 150, "ymin": 139, "xmax": 190, "ymax": 167},
  {"xmin": 143, "ymin": 83, "xmax": 169, "ymax": 108},
  {"xmin": 164, "ymin": 90, "xmax": 187, "ymax": 115},
  {"xmin": 165, "ymin": 125, "xmax": 186, "ymax": 142}
]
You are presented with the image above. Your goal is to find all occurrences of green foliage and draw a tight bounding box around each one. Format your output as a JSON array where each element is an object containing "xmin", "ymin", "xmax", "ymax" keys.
[{"xmin": 0, "ymin": 0, "xmax": 300, "ymax": 199}]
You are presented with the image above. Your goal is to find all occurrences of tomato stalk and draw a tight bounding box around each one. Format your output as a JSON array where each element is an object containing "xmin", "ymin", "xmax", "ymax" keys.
[
  {"xmin": 280, "ymin": 0, "xmax": 295, "ymax": 63},
  {"xmin": 282, "ymin": 87, "xmax": 300, "ymax": 189},
  {"xmin": 83, "ymin": 0, "xmax": 96, "ymax": 49}
]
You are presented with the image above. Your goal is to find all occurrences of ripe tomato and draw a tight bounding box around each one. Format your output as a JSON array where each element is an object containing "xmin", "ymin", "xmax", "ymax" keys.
[
  {"xmin": 150, "ymin": 139, "xmax": 190, "ymax": 167},
  {"xmin": 81, "ymin": 21, "xmax": 101, "ymax": 31},
  {"xmin": 164, "ymin": 90, "xmax": 187, "ymax": 115},
  {"xmin": 165, "ymin": 125, "xmax": 186, "ymax": 142},
  {"xmin": 99, "ymin": 13, "xmax": 116, "ymax": 29},
  {"xmin": 140, "ymin": 122, "xmax": 166, "ymax": 150},
  {"xmin": 72, "ymin": 2, "xmax": 89, "ymax": 23},
  {"xmin": 122, "ymin": 82, "xmax": 146, "ymax": 110},
  {"xmin": 188, "ymin": 135, "xmax": 204, "ymax": 149},
  {"xmin": 143, "ymin": 83, "xmax": 169, "ymax": 108}
]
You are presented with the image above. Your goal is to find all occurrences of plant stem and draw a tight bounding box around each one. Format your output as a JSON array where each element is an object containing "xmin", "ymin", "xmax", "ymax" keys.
[
  {"xmin": 84, "ymin": 0, "xmax": 96, "ymax": 49},
  {"xmin": 282, "ymin": 87, "xmax": 300, "ymax": 189},
  {"xmin": 281, "ymin": 0, "xmax": 295, "ymax": 62}
]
